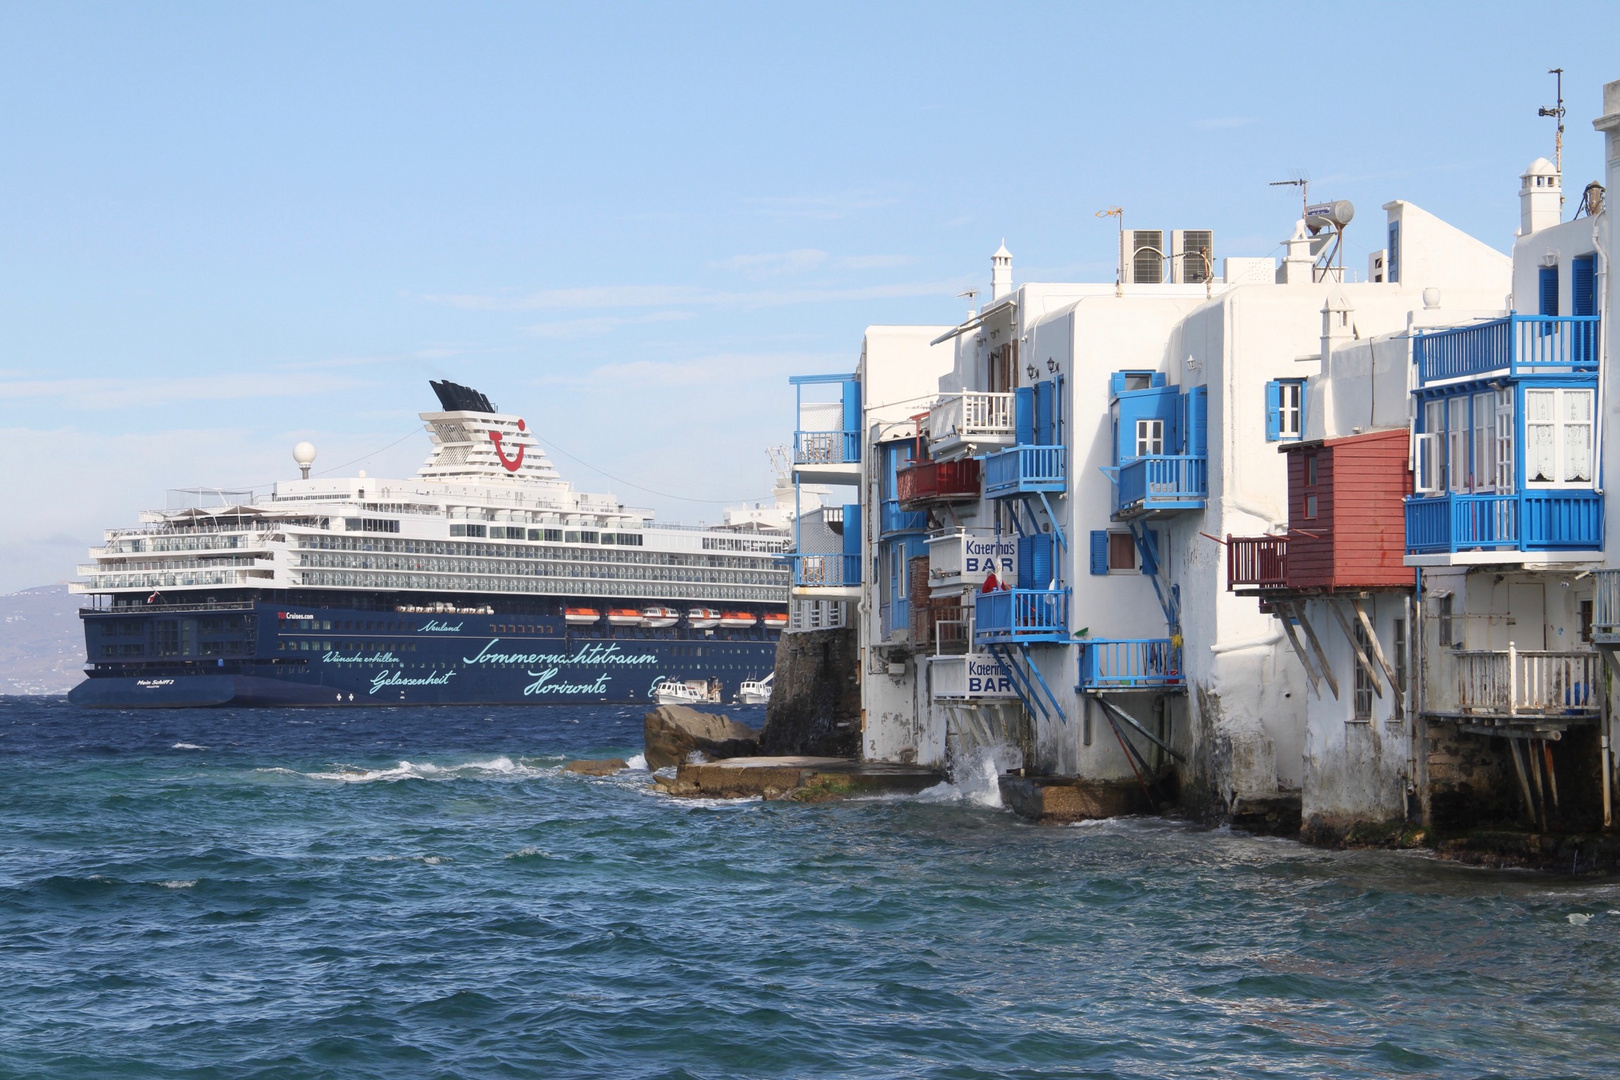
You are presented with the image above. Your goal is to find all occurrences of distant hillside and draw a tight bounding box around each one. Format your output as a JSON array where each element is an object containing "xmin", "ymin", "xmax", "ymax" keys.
[{"xmin": 0, "ymin": 584, "xmax": 85, "ymax": 695}]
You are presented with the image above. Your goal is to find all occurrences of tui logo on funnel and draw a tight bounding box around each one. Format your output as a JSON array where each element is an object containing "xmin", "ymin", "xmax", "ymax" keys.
[{"xmin": 488, "ymin": 421, "xmax": 527, "ymax": 472}]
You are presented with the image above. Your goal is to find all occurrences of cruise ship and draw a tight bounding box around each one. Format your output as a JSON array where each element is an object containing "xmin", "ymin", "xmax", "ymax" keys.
[{"xmin": 68, "ymin": 381, "xmax": 791, "ymax": 707}]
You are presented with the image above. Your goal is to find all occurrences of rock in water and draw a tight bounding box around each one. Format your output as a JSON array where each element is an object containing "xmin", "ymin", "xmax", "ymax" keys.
[
  {"xmin": 564, "ymin": 758, "xmax": 629, "ymax": 776},
  {"xmin": 757, "ymin": 627, "xmax": 859, "ymax": 757},
  {"xmin": 643, "ymin": 706, "xmax": 759, "ymax": 771}
]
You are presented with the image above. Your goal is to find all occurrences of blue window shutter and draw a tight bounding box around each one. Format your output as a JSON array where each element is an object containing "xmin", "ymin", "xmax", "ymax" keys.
[
  {"xmin": 1295, "ymin": 380, "xmax": 1307, "ymax": 441},
  {"xmin": 1265, "ymin": 380, "xmax": 1282, "ymax": 441},
  {"xmin": 1015, "ymin": 386, "xmax": 1035, "ymax": 445},
  {"xmin": 1187, "ymin": 386, "xmax": 1208, "ymax": 456},
  {"xmin": 1539, "ymin": 266, "xmax": 1559, "ymax": 316},
  {"xmin": 1387, "ymin": 221, "xmax": 1400, "ymax": 283},
  {"xmin": 1034, "ymin": 380, "xmax": 1054, "ymax": 445},
  {"xmin": 842, "ymin": 504, "xmax": 861, "ymax": 556},
  {"xmin": 1031, "ymin": 534, "xmax": 1053, "ymax": 588},
  {"xmin": 1089, "ymin": 531, "xmax": 1108, "ymax": 576},
  {"xmin": 1573, "ymin": 255, "xmax": 1595, "ymax": 316}
]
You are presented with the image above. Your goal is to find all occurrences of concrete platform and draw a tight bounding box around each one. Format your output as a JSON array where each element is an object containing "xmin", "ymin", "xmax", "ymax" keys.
[{"xmin": 655, "ymin": 756, "xmax": 945, "ymax": 800}]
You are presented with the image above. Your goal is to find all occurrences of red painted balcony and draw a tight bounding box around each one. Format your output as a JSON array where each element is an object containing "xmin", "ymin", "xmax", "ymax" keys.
[
  {"xmin": 896, "ymin": 458, "xmax": 981, "ymax": 507},
  {"xmin": 1227, "ymin": 535, "xmax": 1288, "ymax": 589}
]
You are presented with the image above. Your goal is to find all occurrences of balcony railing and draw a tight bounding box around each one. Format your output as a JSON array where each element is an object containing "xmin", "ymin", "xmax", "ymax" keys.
[
  {"xmin": 793, "ymin": 430, "xmax": 861, "ymax": 466},
  {"xmin": 788, "ymin": 554, "xmax": 861, "ymax": 589},
  {"xmin": 983, "ymin": 445, "xmax": 1066, "ymax": 497},
  {"xmin": 1405, "ymin": 491, "xmax": 1602, "ymax": 554},
  {"xmin": 928, "ymin": 391, "xmax": 1015, "ymax": 446},
  {"xmin": 1415, "ymin": 314, "xmax": 1599, "ymax": 386},
  {"xmin": 1113, "ymin": 454, "xmax": 1208, "ymax": 517},
  {"xmin": 1079, "ymin": 638, "xmax": 1184, "ymax": 690},
  {"xmin": 1594, "ymin": 570, "xmax": 1620, "ymax": 642},
  {"xmin": 913, "ymin": 599, "xmax": 969, "ymax": 654},
  {"xmin": 973, "ymin": 588, "xmax": 1069, "ymax": 644},
  {"xmin": 1437, "ymin": 646, "xmax": 1600, "ymax": 716},
  {"xmin": 1227, "ymin": 535, "xmax": 1289, "ymax": 588},
  {"xmin": 896, "ymin": 458, "xmax": 982, "ymax": 506}
]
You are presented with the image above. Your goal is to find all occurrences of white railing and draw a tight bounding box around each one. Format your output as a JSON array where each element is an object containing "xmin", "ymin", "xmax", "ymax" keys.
[
  {"xmin": 1449, "ymin": 646, "xmax": 1600, "ymax": 715},
  {"xmin": 1595, "ymin": 569, "xmax": 1620, "ymax": 636},
  {"xmin": 787, "ymin": 598, "xmax": 848, "ymax": 633},
  {"xmin": 929, "ymin": 392, "xmax": 1015, "ymax": 443}
]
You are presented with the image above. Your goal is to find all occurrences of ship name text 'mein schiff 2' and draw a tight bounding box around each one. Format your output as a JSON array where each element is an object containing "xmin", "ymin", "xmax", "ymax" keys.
[{"xmin": 69, "ymin": 381, "xmax": 790, "ymax": 708}]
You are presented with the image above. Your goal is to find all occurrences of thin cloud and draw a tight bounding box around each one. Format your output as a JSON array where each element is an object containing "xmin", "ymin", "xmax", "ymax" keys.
[
  {"xmin": 521, "ymin": 311, "xmax": 692, "ymax": 340},
  {"xmin": 710, "ymin": 249, "xmax": 830, "ymax": 274},
  {"xmin": 426, "ymin": 280, "xmax": 968, "ymax": 312},
  {"xmin": 0, "ymin": 372, "xmax": 371, "ymax": 410}
]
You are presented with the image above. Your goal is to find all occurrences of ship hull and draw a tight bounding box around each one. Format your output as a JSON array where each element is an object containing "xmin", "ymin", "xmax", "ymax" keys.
[{"xmin": 71, "ymin": 601, "xmax": 779, "ymax": 708}]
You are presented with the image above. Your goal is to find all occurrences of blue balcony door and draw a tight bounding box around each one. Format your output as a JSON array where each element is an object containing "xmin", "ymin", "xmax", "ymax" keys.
[{"xmin": 1112, "ymin": 386, "xmax": 1180, "ymax": 465}]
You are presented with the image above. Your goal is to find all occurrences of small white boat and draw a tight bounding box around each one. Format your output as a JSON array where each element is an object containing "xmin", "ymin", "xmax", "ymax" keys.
[
  {"xmin": 687, "ymin": 607, "xmax": 721, "ymax": 629},
  {"xmin": 761, "ymin": 612, "xmax": 788, "ymax": 631},
  {"xmin": 737, "ymin": 672, "xmax": 773, "ymax": 705},
  {"xmin": 565, "ymin": 607, "xmax": 601, "ymax": 626},
  {"xmin": 642, "ymin": 606, "xmax": 680, "ymax": 628},
  {"xmin": 719, "ymin": 610, "xmax": 757, "ymax": 629},
  {"xmin": 654, "ymin": 678, "xmax": 720, "ymax": 705}
]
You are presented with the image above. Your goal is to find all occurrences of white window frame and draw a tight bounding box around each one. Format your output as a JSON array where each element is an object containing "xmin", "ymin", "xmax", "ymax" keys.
[
  {"xmin": 1278, "ymin": 380, "xmax": 1303, "ymax": 439},
  {"xmin": 1494, "ymin": 390, "xmax": 1515, "ymax": 494},
  {"xmin": 1135, "ymin": 418, "xmax": 1164, "ymax": 458},
  {"xmin": 1447, "ymin": 396, "xmax": 1470, "ymax": 493},
  {"xmin": 1524, "ymin": 387, "xmax": 1595, "ymax": 489},
  {"xmin": 1472, "ymin": 392, "xmax": 1496, "ymax": 493}
]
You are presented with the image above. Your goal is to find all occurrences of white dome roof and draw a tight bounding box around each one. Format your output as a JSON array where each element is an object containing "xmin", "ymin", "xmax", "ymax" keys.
[{"xmin": 1523, "ymin": 156, "xmax": 1558, "ymax": 177}]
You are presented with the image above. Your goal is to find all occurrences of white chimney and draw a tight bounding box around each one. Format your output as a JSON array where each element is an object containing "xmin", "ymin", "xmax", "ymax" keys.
[
  {"xmin": 1519, "ymin": 157, "xmax": 1562, "ymax": 235},
  {"xmin": 991, "ymin": 241, "xmax": 1012, "ymax": 301}
]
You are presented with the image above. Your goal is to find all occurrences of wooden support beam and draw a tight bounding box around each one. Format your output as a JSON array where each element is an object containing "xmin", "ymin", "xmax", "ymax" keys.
[
  {"xmin": 1291, "ymin": 601, "xmax": 1340, "ymax": 700},
  {"xmin": 1351, "ymin": 598, "xmax": 1402, "ymax": 717},
  {"xmin": 1330, "ymin": 599, "xmax": 1383, "ymax": 699},
  {"xmin": 1276, "ymin": 604, "xmax": 1323, "ymax": 699}
]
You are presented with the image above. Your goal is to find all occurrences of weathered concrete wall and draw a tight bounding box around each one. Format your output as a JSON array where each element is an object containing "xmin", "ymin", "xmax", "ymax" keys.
[
  {"xmin": 758, "ymin": 627, "xmax": 860, "ymax": 757},
  {"xmin": 1423, "ymin": 721, "xmax": 1519, "ymax": 831}
]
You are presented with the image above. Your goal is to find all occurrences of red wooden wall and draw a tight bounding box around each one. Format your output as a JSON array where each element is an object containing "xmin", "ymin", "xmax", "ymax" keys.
[{"xmin": 1285, "ymin": 429, "xmax": 1412, "ymax": 590}]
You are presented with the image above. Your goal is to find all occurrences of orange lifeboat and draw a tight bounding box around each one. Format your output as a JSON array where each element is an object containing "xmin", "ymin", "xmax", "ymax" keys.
[
  {"xmin": 719, "ymin": 611, "xmax": 757, "ymax": 629},
  {"xmin": 564, "ymin": 607, "xmax": 601, "ymax": 626},
  {"xmin": 761, "ymin": 612, "xmax": 788, "ymax": 630},
  {"xmin": 606, "ymin": 608, "xmax": 643, "ymax": 627},
  {"xmin": 687, "ymin": 607, "xmax": 720, "ymax": 629}
]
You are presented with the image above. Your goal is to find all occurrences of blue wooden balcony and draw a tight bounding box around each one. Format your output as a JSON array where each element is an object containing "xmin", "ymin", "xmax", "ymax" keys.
[
  {"xmin": 1405, "ymin": 491, "xmax": 1603, "ymax": 555},
  {"xmin": 973, "ymin": 588, "xmax": 1069, "ymax": 644},
  {"xmin": 1112, "ymin": 454, "xmax": 1208, "ymax": 519},
  {"xmin": 983, "ymin": 445, "xmax": 1066, "ymax": 498},
  {"xmin": 1415, "ymin": 315, "xmax": 1599, "ymax": 387},
  {"xmin": 879, "ymin": 499, "xmax": 928, "ymax": 538},
  {"xmin": 793, "ymin": 429, "xmax": 861, "ymax": 467},
  {"xmin": 1079, "ymin": 638, "xmax": 1184, "ymax": 691},
  {"xmin": 787, "ymin": 553, "xmax": 861, "ymax": 589}
]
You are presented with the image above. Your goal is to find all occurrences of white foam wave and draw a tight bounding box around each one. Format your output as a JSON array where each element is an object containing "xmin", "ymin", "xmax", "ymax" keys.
[
  {"xmin": 625, "ymin": 753, "xmax": 648, "ymax": 771},
  {"xmin": 171, "ymin": 743, "xmax": 208, "ymax": 751},
  {"xmin": 1568, "ymin": 912, "xmax": 1593, "ymax": 925},
  {"xmin": 504, "ymin": 846, "xmax": 549, "ymax": 859},
  {"xmin": 909, "ymin": 744, "xmax": 1019, "ymax": 809},
  {"xmin": 158, "ymin": 879, "xmax": 196, "ymax": 889},
  {"xmin": 283, "ymin": 755, "xmax": 557, "ymax": 784}
]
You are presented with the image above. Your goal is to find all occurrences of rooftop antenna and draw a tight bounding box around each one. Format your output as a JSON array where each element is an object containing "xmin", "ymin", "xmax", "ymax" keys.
[
  {"xmin": 1096, "ymin": 206, "xmax": 1123, "ymax": 295},
  {"xmin": 957, "ymin": 288, "xmax": 979, "ymax": 317},
  {"xmin": 1538, "ymin": 67, "xmax": 1566, "ymax": 198},
  {"xmin": 1269, "ymin": 174, "xmax": 1310, "ymax": 220}
]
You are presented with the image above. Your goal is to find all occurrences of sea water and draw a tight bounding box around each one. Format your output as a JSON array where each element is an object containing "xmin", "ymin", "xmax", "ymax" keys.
[{"xmin": 2, "ymin": 696, "xmax": 1618, "ymax": 1079}]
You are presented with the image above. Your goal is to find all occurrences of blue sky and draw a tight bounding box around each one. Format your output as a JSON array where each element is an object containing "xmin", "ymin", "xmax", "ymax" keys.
[{"xmin": 2, "ymin": 1, "xmax": 1617, "ymax": 591}]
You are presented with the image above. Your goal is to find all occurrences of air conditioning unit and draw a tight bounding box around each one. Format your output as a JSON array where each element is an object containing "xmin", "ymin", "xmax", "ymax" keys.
[
  {"xmin": 1120, "ymin": 229, "xmax": 1165, "ymax": 284},
  {"xmin": 1170, "ymin": 230, "xmax": 1214, "ymax": 283}
]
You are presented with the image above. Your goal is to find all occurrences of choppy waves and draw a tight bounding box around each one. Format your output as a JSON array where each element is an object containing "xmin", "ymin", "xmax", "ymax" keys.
[{"xmin": 2, "ymin": 697, "xmax": 1619, "ymax": 1079}]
